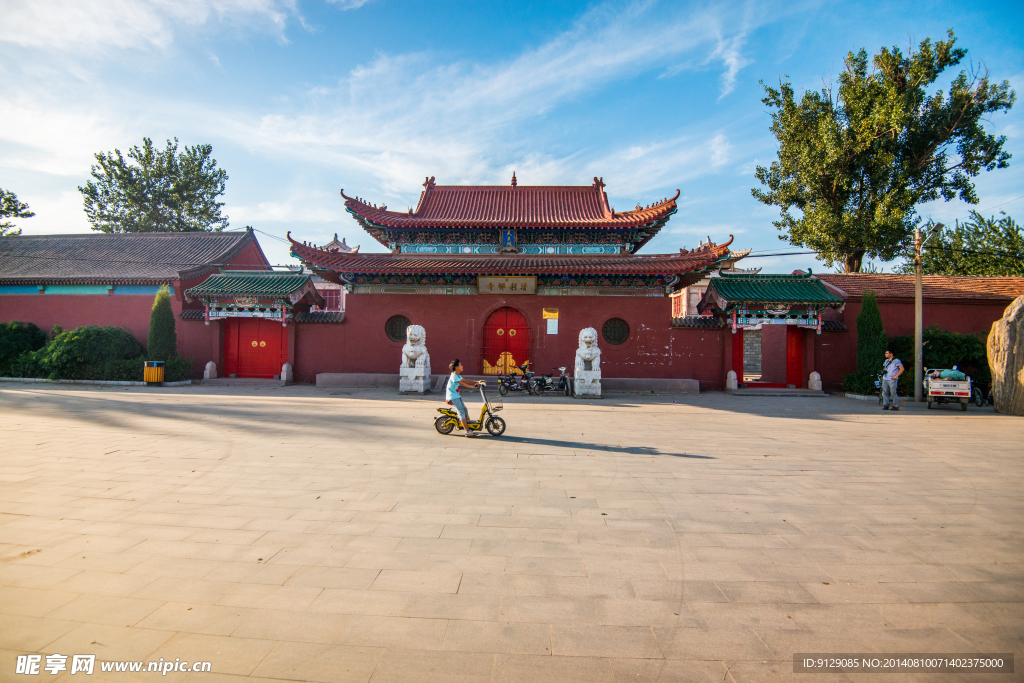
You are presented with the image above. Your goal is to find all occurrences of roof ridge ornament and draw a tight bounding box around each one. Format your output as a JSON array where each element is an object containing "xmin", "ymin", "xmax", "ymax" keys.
[
  {"xmin": 511, "ymin": 172, "xmax": 517, "ymax": 188},
  {"xmin": 592, "ymin": 177, "xmax": 605, "ymax": 189},
  {"xmin": 423, "ymin": 176, "xmax": 436, "ymax": 189}
]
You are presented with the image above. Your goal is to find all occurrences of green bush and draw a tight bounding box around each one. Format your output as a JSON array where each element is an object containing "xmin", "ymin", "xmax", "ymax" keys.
[
  {"xmin": 2, "ymin": 323, "xmax": 194, "ymax": 382},
  {"xmin": 34, "ymin": 326, "xmax": 144, "ymax": 380},
  {"xmin": 147, "ymin": 285, "xmax": 177, "ymax": 361},
  {"xmin": 0, "ymin": 321, "xmax": 47, "ymax": 376},
  {"xmin": 888, "ymin": 326, "xmax": 989, "ymax": 388},
  {"xmin": 163, "ymin": 355, "xmax": 193, "ymax": 382}
]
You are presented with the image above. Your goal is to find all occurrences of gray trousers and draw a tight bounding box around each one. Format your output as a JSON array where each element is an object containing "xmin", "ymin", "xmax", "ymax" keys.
[{"xmin": 882, "ymin": 378, "xmax": 899, "ymax": 407}]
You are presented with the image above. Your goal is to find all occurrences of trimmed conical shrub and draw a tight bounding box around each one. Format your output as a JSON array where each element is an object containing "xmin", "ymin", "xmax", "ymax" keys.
[
  {"xmin": 843, "ymin": 289, "xmax": 888, "ymax": 393},
  {"xmin": 147, "ymin": 285, "xmax": 177, "ymax": 361},
  {"xmin": 856, "ymin": 290, "xmax": 887, "ymax": 377}
]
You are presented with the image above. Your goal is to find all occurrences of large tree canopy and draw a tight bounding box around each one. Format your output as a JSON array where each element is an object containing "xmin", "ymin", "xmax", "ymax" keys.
[
  {"xmin": 80, "ymin": 137, "xmax": 229, "ymax": 233},
  {"xmin": 753, "ymin": 30, "xmax": 1015, "ymax": 272},
  {"xmin": 897, "ymin": 211, "xmax": 1024, "ymax": 276},
  {"xmin": 0, "ymin": 188, "xmax": 34, "ymax": 237}
]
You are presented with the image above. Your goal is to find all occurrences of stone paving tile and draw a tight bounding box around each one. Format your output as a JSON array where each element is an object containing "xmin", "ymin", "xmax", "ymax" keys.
[
  {"xmin": 1, "ymin": 385, "xmax": 1022, "ymax": 682},
  {"xmin": 442, "ymin": 620, "xmax": 551, "ymax": 655},
  {"xmin": 369, "ymin": 649, "xmax": 494, "ymax": 683}
]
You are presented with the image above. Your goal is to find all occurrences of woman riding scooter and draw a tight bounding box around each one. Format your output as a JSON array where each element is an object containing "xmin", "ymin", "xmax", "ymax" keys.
[{"xmin": 447, "ymin": 359, "xmax": 481, "ymax": 437}]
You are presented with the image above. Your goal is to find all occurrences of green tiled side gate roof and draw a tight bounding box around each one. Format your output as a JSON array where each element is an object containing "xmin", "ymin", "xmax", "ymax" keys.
[
  {"xmin": 186, "ymin": 271, "xmax": 312, "ymax": 298},
  {"xmin": 698, "ymin": 272, "xmax": 845, "ymax": 313}
]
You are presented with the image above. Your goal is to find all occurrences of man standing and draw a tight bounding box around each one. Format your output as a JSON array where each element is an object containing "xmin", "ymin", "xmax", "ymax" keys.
[{"xmin": 882, "ymin": 349, "xmax": 904, "ymax": 411}]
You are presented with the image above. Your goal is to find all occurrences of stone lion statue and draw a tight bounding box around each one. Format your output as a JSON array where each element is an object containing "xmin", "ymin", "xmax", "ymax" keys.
[
  {"xmin": 575, "ymin": 327, "xmax": 601, "ymax": 373},
  {"xmin": 402, "ymin": 325, "xmax": 429, "ymax": 369},
  {"xmin": 399, "ymin": 324, "xmax": 431, "ymax": 393}
]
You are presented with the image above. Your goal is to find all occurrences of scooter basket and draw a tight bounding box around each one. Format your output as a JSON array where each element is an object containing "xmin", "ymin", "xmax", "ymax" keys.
[{"xmin": 488, "ymin": 396, "xmax": 503, "ymax": 412}]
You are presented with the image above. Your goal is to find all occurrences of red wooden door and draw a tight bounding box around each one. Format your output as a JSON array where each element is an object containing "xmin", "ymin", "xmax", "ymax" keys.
[
  {"xmin": 786, "ymin": 325, "xmax": 803, "ymax": 387},
  {"xmin": 224, "ymin": 318, "xmax": 288, "ymax": 378},
  {"xmin": 256, "ymin": 320, "xmax": 286, "ymax": 377},
  {"xmin": 480, "ymin": 307, "xmax": 532, "ymax": 374}
]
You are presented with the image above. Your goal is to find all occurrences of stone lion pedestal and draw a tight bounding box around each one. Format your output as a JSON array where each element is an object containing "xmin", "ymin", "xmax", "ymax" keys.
[
  {"xmin": 574, "ymin": 327, "xmax": 602, "ymax": 398},
  {"xmin": 399, "ymin": 324, "xmax": 431, "ymax": 393}
]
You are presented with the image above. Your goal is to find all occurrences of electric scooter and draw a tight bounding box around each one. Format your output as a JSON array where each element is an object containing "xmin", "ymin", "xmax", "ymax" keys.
[
  {"xmin": 498, "ymin": 363, "xmax": 533, "ymax": 396},
  {"xmin": 434, "ymin": 381, "xmax": 507, "ymax": 436}
]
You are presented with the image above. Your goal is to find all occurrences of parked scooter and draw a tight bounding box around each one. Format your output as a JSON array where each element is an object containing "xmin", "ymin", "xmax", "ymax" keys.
[
  {"xmin": 533, "ymin": 366, "xmax": 572, "ymax": 396},
  {"xmin": 554, "ymin": 366, "xmax": 573, "ymax": 396},
  {"xmin": 498, "ymin": 363, "xmax": 534, "ymax": 396}
]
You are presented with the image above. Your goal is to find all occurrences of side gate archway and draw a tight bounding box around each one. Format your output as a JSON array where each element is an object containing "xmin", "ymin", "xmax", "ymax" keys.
[{"xmin": 480, "ymin": 307, "xmax": 532, "ymax": 375}]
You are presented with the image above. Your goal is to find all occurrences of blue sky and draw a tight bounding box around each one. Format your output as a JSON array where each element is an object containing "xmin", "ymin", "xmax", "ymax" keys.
[{"xmin": 1, "ymin": 0, "xmax": 1021, "ymax": 272}]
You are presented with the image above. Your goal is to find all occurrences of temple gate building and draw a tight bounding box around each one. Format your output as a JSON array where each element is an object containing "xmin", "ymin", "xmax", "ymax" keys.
[{"xmin": 287, "ymin": 175, "xmax": 749, "ymax": 386}]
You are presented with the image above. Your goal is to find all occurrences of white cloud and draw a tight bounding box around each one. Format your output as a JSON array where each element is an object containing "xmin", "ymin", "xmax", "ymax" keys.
[
  {"xmin": 324, "ymin": 0, "xmax": 375, "ymax": 8},
  {"xmin": 200, "ymin": 2, "xmax": 762, "ymax": 207},
  {"xmin": 0, "ymin": 0, "xmax": 292, "ymax": 52}
]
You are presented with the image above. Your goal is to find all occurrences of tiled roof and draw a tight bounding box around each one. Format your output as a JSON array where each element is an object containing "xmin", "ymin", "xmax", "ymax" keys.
[
  {"xmin": 185, "ymin": 270, "xmax": 325, "ymax": 308},
  {"xmin": 294, "ymin": 311, "xmax": 345, "ymax": 323},
  {"xmin": 816, "ymin": 274, "xmax": 1024, "ymax": 302},
  {"xmin": 698, "ymin": 272, "xmax": 846, "ymax": 313},
  {"xmin": 289, "ymin": 235, "xmax": 733, "ymax": 278},
  {"xmin": 0, "ymin": 230, "xmax": 264, "ymax": 285},
  {"xmin": 341, "ymin": 178, "xmax": 678, "ymax": 230},
  {"xmin": 672, "ymin": 316, "xmax": 727, "ymax": 328},
  {"xmin": 179, "ymin": 308, "xmax": 205, "ymax": 320}
]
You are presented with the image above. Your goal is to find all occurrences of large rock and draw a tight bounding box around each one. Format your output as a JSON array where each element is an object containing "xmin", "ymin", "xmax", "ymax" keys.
[{"xmin": 988, "ymin": 296, "xmax": 1024, "ymax": 416}]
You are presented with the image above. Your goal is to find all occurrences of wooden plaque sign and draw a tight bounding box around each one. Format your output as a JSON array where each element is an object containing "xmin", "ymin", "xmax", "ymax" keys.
[{"xmin": 478, "ymin": 276, "xmax": 536, "ymax": 295}]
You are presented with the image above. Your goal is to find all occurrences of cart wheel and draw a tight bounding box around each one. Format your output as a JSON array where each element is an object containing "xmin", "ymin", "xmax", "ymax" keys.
[
  {"xmin": 961, "ymin": 401, "xmax": 968, "ymax": 412},
  {"xmin": 972, "ymin": 387, "xmax": 985, "ymax": 407},
  {"xmin": 878, "ymin": 394, "xmax": 883, "ymax": 406},
  {"xmin": 499, "ymin": 384, "xmax": 509, "ymax": 396},
  {"xmin": 485, "ymin": 416, "xmax": 506, "ymax": 436},
  {"xmin": 434, "ymin": 416, "xmax": 455, "ymax": 434}
]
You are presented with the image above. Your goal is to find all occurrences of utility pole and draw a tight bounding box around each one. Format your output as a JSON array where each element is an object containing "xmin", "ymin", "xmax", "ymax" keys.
[
  {"xmin": 914, "ymin": 228, "xmax": 923, "ymax": 402},
  {"xmin": 914, "ymin": 223, "xmax": 943, "ymax": 402}
]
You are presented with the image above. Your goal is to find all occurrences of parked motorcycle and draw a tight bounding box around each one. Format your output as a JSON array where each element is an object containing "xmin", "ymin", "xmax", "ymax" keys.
[
  {"xmin": 533, "ymin": 366, "xmax": 573, "ymax": 396},
  {"xmin": 498, "ymin": 363, "xmax": 534, "ymax": 396}
]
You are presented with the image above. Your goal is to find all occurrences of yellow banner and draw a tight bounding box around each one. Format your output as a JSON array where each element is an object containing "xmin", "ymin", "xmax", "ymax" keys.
[
  {"xmin": 477, "ymin": 276, "xmax": 537, "ymax": 295},
  {"xmin": 542, "ymin": 308, "xmax": 559, "ymax": 319}
]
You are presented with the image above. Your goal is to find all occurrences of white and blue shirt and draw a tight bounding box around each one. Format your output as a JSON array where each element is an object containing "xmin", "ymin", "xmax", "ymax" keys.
[{"xmin": 446, "ymin": 373, "xmax": 462, "ymax": 401}]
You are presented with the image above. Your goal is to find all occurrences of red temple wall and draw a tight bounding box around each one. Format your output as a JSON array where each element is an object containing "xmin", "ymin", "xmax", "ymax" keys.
[
  {"xmin": 288, "ymin": 293, "xmax": 730, "ymax": 387},
  {"xmin": 1, "ymin": 293, "xmax": 168, "ymax": 343}
]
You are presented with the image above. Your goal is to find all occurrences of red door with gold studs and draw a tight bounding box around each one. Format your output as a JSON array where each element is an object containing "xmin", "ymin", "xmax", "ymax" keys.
[
  {"xmin": 480, "ymin": 307, "xmax": 531, "ymax": 374},
  {"xmin": 225, "ymin": 318, "xmax": 288, "ymax": 378},
  {"xmin": 786, "ymin": 325, "xmax": 803, "ymax": 388}
]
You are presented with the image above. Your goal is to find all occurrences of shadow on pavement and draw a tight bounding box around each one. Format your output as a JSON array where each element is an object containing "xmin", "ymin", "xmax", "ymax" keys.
[{"xmin": 497, "ymin": 434, "xmax": 715, "ymax": 458}]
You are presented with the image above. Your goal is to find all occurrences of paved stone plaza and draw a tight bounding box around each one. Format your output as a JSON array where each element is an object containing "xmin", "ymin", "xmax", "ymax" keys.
[{"xmin": 1, "ymin": 384, "xmax": 1021, "ymax": 682}]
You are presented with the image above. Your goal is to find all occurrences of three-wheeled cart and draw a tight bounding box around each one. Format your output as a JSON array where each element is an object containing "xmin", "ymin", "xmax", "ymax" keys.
[{"xmin": 924, "ymin": 368, "xmax": 972, "ymax": 411}]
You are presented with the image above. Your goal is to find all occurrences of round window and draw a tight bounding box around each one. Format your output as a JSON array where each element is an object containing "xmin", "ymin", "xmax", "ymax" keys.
[
  {"xmin": 602, "ymin": 318, "xmax": 630, "ymax": 345},
  {"xmin": 385, "ymin": 315, "xmax": 411, "ymax": 342}
]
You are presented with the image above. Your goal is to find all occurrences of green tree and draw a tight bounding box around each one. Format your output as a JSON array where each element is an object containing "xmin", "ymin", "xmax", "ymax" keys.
[
  {"xmin": 79, "ymin": 137, "xmax": 229, "ymax": 233},
  {"xmin": 147, "ymin": 285, "xmax": 177, "ymax": 361},
  {"xmin": 843, "ymin": 290, "xmax": 887, "ymax": 393},
  {"xmin": 896, "ymin": 211, "xmax": 1023, "ymax": 276},
  {"xmin": 753, "ymin": 30, "xmax": 1015, "ymax": 272},
  {"xmin": 0, "ymin": 188, "xmax": 34, "ymax": 236}
]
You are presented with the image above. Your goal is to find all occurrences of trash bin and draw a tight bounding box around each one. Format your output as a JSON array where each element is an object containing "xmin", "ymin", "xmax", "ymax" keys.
[{"xmin": 144, "ymin": 360, "xmax": 165, "ymax": 385}]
